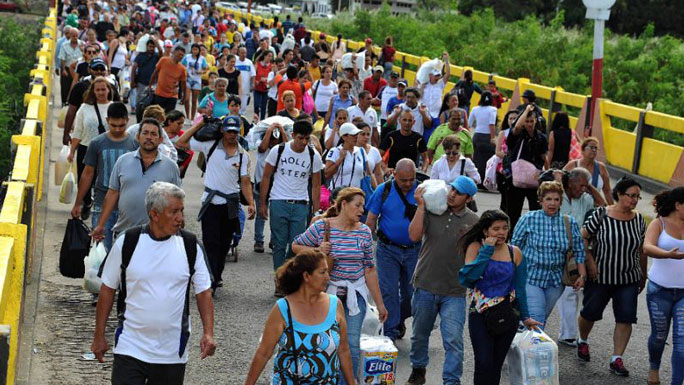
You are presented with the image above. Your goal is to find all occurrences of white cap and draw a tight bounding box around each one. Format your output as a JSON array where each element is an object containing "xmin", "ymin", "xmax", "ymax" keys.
[
  {"xmin": 431, "ymin": 69, "xmax": 442, "ymax": 76},
  {"xmin": 339, "ymin": 123, "xmax": 361, "ymax": 137}
]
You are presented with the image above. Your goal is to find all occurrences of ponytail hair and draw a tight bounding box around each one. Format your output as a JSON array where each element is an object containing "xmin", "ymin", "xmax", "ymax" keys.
[
  {"xmin": 459, "ymin": 210, "xmax": 510, "ymax": 255},
  {"xmin": 653, "ymin": 187, "xmax": 684, "ymax": 217},
  {"xmin": 324, "ymin": 187, "xmax": 365, "ymax": 218},
  {"xmin": 275, "ymin": 250, "xmax": 326, "ymax": 295}
]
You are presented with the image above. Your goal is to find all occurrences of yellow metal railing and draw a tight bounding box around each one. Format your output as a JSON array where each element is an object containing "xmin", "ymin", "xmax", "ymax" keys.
[
  {"xmin": 0, "ymin": 9, "xmax": 56, "ymax": 384},
  {"xmin": 223, "ymin": 8, "xmax": 684, "ymax": 186}
]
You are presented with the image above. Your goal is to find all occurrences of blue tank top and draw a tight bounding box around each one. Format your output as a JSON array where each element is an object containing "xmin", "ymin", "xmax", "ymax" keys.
[
  {"xmin": 328, "ymin": 94, "xmax": 353, "ymax": 128},
  {"xmin": 273, "ymin": 294, "xmax": 341, "ymax": 384},
  {"xmin": 469, "ymin": 246, "xmax": 516, "ymax": 313}
]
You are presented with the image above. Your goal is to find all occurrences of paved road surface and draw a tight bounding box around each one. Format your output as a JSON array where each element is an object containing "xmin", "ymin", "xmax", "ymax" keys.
[{"xmin": 19, "ymin": 80, "xmax": 674, "ymax": 385}]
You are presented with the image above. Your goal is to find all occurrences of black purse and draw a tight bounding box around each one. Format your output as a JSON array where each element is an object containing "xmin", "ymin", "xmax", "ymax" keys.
[
  {"xmin": 193, "ymin": 116, "xmax": 223, "ymax": 142},
  {"xmin": 480, "ymin": 245, "xmax": 520, "ymax": 336}
]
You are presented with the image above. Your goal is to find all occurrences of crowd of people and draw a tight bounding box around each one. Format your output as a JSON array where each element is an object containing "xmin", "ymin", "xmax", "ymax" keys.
[{"xmin": 54, "ymin": 0, "xmax": 684, "ymax": 384}]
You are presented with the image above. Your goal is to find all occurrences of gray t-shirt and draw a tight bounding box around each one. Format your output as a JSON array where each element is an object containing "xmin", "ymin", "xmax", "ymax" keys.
[
  {"xmin": 83, "ymin": 133, "xmax": 138, "ymax": 207},
  {"xmin": 109, "ymin": 150, "xmax": 181, "ymax": 234},
  {"xmin": 412, "ymin": 207, "xmax": 479, "ymax": 297}
]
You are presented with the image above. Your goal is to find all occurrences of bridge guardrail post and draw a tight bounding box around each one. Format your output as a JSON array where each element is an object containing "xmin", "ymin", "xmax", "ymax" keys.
[
  {"xmin": 632, "ymin": 110, "xmax": 653, "ymax": 175},
  {"xmin": 547, "ymin": 89, "xmax": 557, "ymax": 136},
  {"xmin": 400, "ymin": 56, "xmax": 406, "ymax": 78}
]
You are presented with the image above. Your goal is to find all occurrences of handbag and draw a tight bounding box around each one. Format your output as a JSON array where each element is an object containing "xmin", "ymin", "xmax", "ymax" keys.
[
  {"xmin": 323, "ymin": 219, "xmax": 333, "ymax": 273},
  {"xmin": 562, "ymin": 215, "xmax": 580, "ymax": 286},
  {"xmin": 511, "ymin": 138, "xmax": 540, "ymax": 189},
  {"xmin": 481, "ymin": 245, "xmax": 519, "ymax": 335},
  {"xmin": 360, "ymin": 148, "xmax": 374, "ymax": 199},
  {"xmin": 284, "ymin": 299, "xmax": 302, "ymax": 385},
  {"xmin": 193, "ymin": 116, "xmax": 223, "ymax": 142}
]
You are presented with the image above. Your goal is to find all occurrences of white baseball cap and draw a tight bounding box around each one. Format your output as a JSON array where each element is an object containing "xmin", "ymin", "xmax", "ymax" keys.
[{"xmin": 339, "ymin": 123, "xmax": 361, "ymax": 137}]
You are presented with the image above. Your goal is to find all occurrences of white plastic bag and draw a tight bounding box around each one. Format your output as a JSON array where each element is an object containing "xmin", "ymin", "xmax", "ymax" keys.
[
  {"xmin": 59, "ymin": 163, "xmax": 76, "ymax": 204},
  {"xmin": 55, "ymin": 145, "xmax": 70, "ymax": 186},
  {"xmin": 483, "ymin": 155, "xmax": 500, "ymax": 192},
  {"xmin": 359, "ymin": 334, "xmax": 398, "ymax": 384},
  {"xmin": 281, "ymin": 34, "xmax": 296, "ymax": 52},
  {"xmin": 83, "ymin": 242, "xmax": 107, "ymax": 293},
  {"xmin": 506, "ymin": 328, "xmax": 560, "ymax": 385},
  {"xmin": 418, "ymin": 179, "xmax": 448, "ymax": 215},
  {"xmin": 340, "ymin": 51, "xmax": 364, "ymax": 71},
  {"xmin": 416, "ymin": 58, "xmax": 444, "ymax": 84},
  {"xmin": 362, "ymin": 304, "xmax": 382, "ymax": 336},
  {"xmin": 136, "ymin": 34, "xmax": 150, "ymax": 52},
  {"xmin": 57, "ymin": 106, "xmax": 68, "ymax": 128},
  {"xmin": 246, "ymin": 115, "xmax": 294, "ymax": 149}
]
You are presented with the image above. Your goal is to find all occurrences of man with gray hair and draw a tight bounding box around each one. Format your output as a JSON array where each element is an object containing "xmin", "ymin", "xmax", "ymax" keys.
[
  {"xmin": 366, "ymin": 158, "xmax": 421, "ymax": 342},
  {"xmin": 557, "ymin": 167, "xmax": 606, "ymax": 346},
  {"xmin": 92, "ymin": 118, "xmax": 181, "ymax": 243},
  {"xmin": 93, "ymin": 182, "xmax": 215, "ymax": 384}
]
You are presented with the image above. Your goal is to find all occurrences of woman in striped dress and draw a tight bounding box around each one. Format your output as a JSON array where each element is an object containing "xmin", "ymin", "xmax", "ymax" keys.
[
  {"xmin": 292, "ymin": 187, "xmax": 387, "ymax": 385},
  {"xmin": 578, "ymin": 177, "xmax": 647, "ymax": 377}
]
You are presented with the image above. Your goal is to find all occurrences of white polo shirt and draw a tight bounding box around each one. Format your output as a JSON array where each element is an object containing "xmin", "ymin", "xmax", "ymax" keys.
[
  {"xmin": 347, "ymin": 104, "xmax": 379, "ymax": 133},
  {"xmin": 100, "ymin": 230, "xmax": 212, "ymax": 364}
]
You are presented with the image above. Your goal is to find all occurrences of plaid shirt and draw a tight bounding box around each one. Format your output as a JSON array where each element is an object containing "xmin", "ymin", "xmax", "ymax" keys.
[{"xmin": 511, "ymin": 210, "xmax": 585, "ymax": 288}]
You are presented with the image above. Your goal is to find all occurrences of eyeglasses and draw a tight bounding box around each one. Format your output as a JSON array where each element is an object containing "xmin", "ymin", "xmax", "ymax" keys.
[
  {"xmin": 586, "ymin": 145, "xmax": 598, "ymax": 150},
  {"xmin": 445, "ymin": 150, "xmax": 459, "ymax": 156},
  {"xmin": 360, "ymin": 132, "xmax": 370, "ymax": 136},
  {"xmin": 623, "ymin": 193, "xmax": 642, "ymax": 200}
]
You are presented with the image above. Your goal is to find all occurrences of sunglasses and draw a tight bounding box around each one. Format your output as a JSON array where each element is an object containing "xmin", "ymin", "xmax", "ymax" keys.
[{"xmin": 445, "ymin": 150, "xmax": 460, "ymax": 156}]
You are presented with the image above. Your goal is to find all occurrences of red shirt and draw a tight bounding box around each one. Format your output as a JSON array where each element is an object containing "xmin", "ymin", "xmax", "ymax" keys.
[{"xmin": 363, "ymin": 77, "xmax": 388, "ymax": 98}]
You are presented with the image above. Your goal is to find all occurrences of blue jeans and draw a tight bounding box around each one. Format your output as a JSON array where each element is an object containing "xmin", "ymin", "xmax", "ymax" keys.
[
  {"xmin": 339, "ymin": 292, "xmax": 366, "ymax": 385},
  {"xmin": 647, "ymin": 280, "xmax": 684, "ymax": 385},
  {"xmin": 232, "ymin": 206, "xmax": 246, "ymax": 247},
  {"xmin": 253, "ymin": 90, "xmax": 268, "ymax": 120},
  {"xmin": 91, "ymin": 207, "xmax": 119, "ymax": 252},
  {"xmin": 525, "ymin": 283, "xmax": 564, "ymax": 328},
  {"xmin": 376, "ymin": 241, "xmax": 420, "ymax": 340},
  {"xmin": 269, "ymin": 200, "xmax": 309, "ymax": 270},
  {"xmin": 253, "ymin": 189, "xmax": 266, "ymax": 243},
  {"xmin": 410, "ymin": 288, "xmax": 466, "ymax": 384}
]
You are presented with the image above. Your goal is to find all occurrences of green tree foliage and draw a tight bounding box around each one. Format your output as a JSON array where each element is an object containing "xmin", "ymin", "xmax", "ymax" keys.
[
  {"xmin": 0, "ymin": 18, "xmax": 41, "ymax": 178},
  {"xmin": 307, "ymin": 9, "xmax": 684, "ymax": 144}
]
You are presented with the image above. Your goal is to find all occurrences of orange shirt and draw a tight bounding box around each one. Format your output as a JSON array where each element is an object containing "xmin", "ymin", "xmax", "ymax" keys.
[
  {"xmin": 155, "ymin": 57, "xmax": 187, "ymax": 99},
  {"xmin": 276, "ymin": 80, "xmax": 311, "ymax": 111}
]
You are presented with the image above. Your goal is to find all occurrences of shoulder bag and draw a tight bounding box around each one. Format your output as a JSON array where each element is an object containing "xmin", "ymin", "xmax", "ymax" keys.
[
  {"xmin": 562, "ymin": 215, "xmax": 580, "ymax": 286},
  {"xmin": 360, "ymin": 148, "xmax": 375, "ymax": 199},
  {"xmin": 93, "ymin": 104, "xmax": 106, "ymax": 134},
  {"xmin": 481, "ymin": 245, "xmax": 520, "ymax": 336},
  {"xmin": 511, "ymin": 138, "xmax": 540, "ymax": 189},
  {"xmin": 283, "ymin": 299, "xmax": 301, "ymax": 385}
]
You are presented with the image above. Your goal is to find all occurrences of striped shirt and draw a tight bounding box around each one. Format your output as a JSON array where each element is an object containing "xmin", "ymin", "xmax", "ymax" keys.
[
  {"xmin": 293, "ymin": 220, "xmax": 375, "ymax": 294},
  {"xmin": 511, "ymin": 210, "xmax": 585, "ymax": 288},
  {"xmin": 583, "ymin": 206, "xmax": 645, "ymax": 285}
]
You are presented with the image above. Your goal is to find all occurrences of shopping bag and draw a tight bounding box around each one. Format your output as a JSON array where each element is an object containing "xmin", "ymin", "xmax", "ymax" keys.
[
  {"xmin": 511, "ymin": 141, "xmax": 539, "ymax": 189},
  {"xmin": 418, "ymin": 179, "xmax": 448, "ymax": 215},
  {"xmin": 59, "ymin": 163, "xmax": 76, "ymax": 204},
  {"xmin": 83, "ymin": 242, "xmax": 107, "ymax": 293},
  {"xmin": 483, "ymin": 155, "xmax": 500, "ymax": 192},
  {"xmin": 57, "ymin": 106, "xmax": 68, "ymax": 128},
  {"xmin": 568, "ymin": 131, "xmax": 582, "ymax": 160},
  {"xmin": 59, "ymin": 218, "xmax": 91, "ymax": 278},
  {"xmin": 54, "ymin": 145, "xmax": 70, "ymax": 186},
  {"xmin": 506, "ymin": 327, "xmax": 560, "ymax": 385},
  {"xmin": 362, "ymin": 304, "xmax": 383, "ymax": 336}
]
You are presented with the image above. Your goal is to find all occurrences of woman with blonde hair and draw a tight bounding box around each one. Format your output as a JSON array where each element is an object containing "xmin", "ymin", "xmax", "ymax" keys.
[
  {"xmin": 277, "ymin": 90, "xmax": 300, "ymax": 120},
  {"xmin": 244, "ymin": 250, "xmax": 356, "ymax": 385},
  {"xmin": 510, "ymin": 181, "xmax": 587, "ymax": 329},
  {"xmin": 292, "ymin": 187, "xmax": 387, "ymax": 385}
]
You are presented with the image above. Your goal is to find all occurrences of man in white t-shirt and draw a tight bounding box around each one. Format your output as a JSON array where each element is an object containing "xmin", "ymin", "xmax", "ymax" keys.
[
  {"xmin": 259, "ymin": 120, "xmax": 322, "ymax": 294},
  {"xmin": 386, "ymin": 87, "xmax": 432, "ymax": 137},
  {"xmin": 418, "ymin": 52, "xmax": 450, "ymax": 140},
  {"xmin": 347, "ymin": 90, "xmax": 379, "ymax": 146},
  {"xmin": 377, "ymin": 72, "xmax": 399, "ymax": 124},
  {"xmin": 235, "ymin": 46, "xmax": 256, "ymax": 115},
  {"xmin": 92, "ymin": 182, "xmax": 215, "ymax": 384}
]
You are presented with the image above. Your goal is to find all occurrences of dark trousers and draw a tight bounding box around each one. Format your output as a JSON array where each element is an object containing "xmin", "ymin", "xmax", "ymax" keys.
[
  {"xmin": 253, "ymin": 90, "xmax": 268, "ymax": 120},
  {"xmin": 201, "ymin": 203, "xmax": 239, "ymax": 287},
  {"xmin": 468, "ymin": 311, "xmax": 517, "ymax": 385},
  {"xmin": 60, "ymin": 71, "xmax": 73, "ymax": 106},
  {"xmin": 267, "ymin": 98, "xmax": 277, "ymax": 118},
  {"xmin": 505, "ymin": 185, "xmax": 540, "ymax": 230},
  {"xmin": 473, "ymin": 133, "xmax": 495, "ymax": 186},
  {"xmin": 76, "ymin": 144, "xmax": 93, "ymax": 208},
  {"xmin": 111, "ymin": 354, "xmax": 186, "ymax": 385},
  {"xmin": 153, "ymin": 95, "xmax": 178, "ymax": 114}
]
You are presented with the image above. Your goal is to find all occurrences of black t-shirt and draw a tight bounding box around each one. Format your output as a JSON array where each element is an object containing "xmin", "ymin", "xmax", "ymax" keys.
[
  {"xmin": 504, "ymin": 128, "xmax": 548, "ymax": 170},
  {"xmin": 76, "ymin": 62, "xmax": 90, "ymax": 78},
  {"xmin": 379, "ymin": 129, "xmax": 427, "ymax": 168},
  {"xmin": 134, "ymin": 52, "xmax": 160, "ymax": 85},
  {"xmin": 68, "ymin": 79, "xmax": 121, "ymax": 108},
  {"xmin": 300, "ymin": 45, "xmax": 316, "ymax": 63},
  {"xmin": 218, "ymin": 68, "xmax": 240, "ymax": 95}
]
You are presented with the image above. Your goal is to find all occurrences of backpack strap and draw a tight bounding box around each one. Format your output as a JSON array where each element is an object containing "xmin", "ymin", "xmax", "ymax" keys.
[
  {"xmin": 116, "ymin": 225, "xmax": 143, "ymax": 335},
  {"xmin": 206, "ymin": 138, "xmax": 221, "ymax": 164},
  {"xmin": 460, "ymin": 158, "xmax": 466, "ymax": 176},
  {"xmin": 381, "ymin": 179, "xmax": 393, "ymax": 205},
  {"xmin": 267, "ymin": 143, "xmax": 287, "ymax": 200},
  {"xmin": 179, "ymin": 229, "xmax": 198, "ymax": 277}
]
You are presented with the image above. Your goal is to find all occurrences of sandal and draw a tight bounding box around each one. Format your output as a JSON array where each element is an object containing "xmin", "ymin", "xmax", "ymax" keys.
[{"xmin": 647, "ymin": 381, "xmax": 661, "ymax": 385}]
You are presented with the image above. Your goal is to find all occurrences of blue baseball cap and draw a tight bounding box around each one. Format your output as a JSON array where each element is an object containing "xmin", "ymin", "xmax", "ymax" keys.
[
  {"xmin": 450, "ymin": 176, "xmax": 477, "ymax": 197},
  {"xmin": 89, "ymin": 58, "xmax": 107, "ymax": 70},
  {"xmin": 221, "ymin": 116, "xmax": 241, "ymax": 132}
]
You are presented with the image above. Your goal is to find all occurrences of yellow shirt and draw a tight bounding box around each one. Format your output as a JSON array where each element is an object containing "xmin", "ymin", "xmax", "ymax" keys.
[
  {"xmin": 226, "ymin": 31, "xmax": 235, "ymax": 44},
  {"xmin": 203, "ymin": 37, "xmax": 214, "ymax": 52},
  {"xmin": 308, "ymin": 64, "xmax": 321, "ymax": 82},
  {"xmin": 202, "ymin": 54, "xmax": 217, "ymax": 80}
]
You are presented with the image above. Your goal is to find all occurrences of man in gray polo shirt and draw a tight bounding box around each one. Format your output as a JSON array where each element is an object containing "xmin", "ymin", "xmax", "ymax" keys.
[
  {"xmin": 92, "ymin": 118, "xmax": 181, "ymax": 243},
  {"xmin": 405, "ymin": 175, "xmax": 479, "ymax": 385}
]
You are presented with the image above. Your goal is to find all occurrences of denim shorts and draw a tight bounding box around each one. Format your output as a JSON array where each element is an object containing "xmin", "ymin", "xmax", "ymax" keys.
[{"xmin": 580, "ymin": 281, "xmax": 639, "ymax": 323}]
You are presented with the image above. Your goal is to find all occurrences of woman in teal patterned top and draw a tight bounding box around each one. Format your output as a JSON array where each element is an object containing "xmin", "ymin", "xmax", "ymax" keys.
[{"xmin": 244, "ymin": 250, "xmax": 356, "ymax": 385}]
